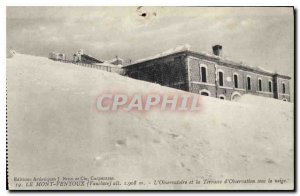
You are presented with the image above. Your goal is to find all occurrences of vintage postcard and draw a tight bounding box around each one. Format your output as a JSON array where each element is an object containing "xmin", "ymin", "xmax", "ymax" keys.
[{"xmin": 6, "ymin": 6, "xmax": 294, "ymax": 190}]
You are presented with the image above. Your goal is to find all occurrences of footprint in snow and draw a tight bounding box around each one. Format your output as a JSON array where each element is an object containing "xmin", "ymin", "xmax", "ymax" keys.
[
  {"xmin": 264, "ymin": 158, "xmax": 276, "ymax": 165},
  {"xmin": 116, "ymin": 139, "xmax": 127, "ymax": 147},
  {"xmin": 167, "ymin": 132, "xmax": 182, "ymax": 139},
  {"xmin": 222, "ymin": 123, "xmax": 230, "ymax": 128},
  {"xmin": 179, "ymin": 162, "xmax": 192, "ymax": 172}
]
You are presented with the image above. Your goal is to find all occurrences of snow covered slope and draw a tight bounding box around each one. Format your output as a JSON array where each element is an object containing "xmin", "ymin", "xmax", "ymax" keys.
[{"xmin": 7, "ymin": 54, "xmax": 294, "ymax": 190}]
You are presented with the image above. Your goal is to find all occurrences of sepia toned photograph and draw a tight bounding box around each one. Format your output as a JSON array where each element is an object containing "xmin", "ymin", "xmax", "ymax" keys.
[{"xmin": 6, "ymin": 6, "xmax": 294, "ymax": 190}]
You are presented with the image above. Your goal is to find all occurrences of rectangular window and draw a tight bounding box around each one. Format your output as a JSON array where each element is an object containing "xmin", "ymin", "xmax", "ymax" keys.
[
  {"xmin": 247, "ymin": 77, "xmax": 251, "ymax": 90},
  {"xmin": 201, "ymin": 66, "xmax": 207, "ymax": 83},
  {"xmin": 218, "ymin": 72, "xmax": 224, "ymax": 86},
  {"xmin": 258, "ymin": 79, "xmax": 262, "ymax": 91},
  {"xmin": 268, "ymin": 81, "xmax": 272, "ymax": 92},
  {"xmin": 234, "ymin": 74, "xmax": 238, "ymax": 88},
  {"xmin": 282, "ymin": 83, "xmax": 286, "ymax": 94}
]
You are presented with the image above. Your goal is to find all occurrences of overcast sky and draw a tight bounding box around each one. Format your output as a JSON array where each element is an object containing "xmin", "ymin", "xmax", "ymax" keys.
[{"xmin": 7, "ymin": 6, "xmax": 294, "ymax": 95}]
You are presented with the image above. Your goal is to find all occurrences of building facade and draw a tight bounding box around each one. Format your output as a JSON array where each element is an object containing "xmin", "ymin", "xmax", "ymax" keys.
[
  {"xmin": 124, "ymin": 45, "xmax": 291, "ymax": 101},
  {"xmin": 73, "ymin": 49, "xmax": 104, "ymax": 64},
  {"xmin": 49, "ymin": 52, "xmax": 66, "ymax": 61}
]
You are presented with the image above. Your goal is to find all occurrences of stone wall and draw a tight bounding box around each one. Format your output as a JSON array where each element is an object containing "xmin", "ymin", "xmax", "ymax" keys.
[
  {"xmin": 187, "ymin": 55, "xmax": 280, "ymax": 100},
  {"xmin": 276, "ymin": 76, "xmax": 291, "ymax": 101},
  {"xmin": 124, "ymin": 51, "xmax": 291, "ymax": 102},
  {"xmin": 125, "ymin": 53, "xmax": 189, "ymax": 91}
]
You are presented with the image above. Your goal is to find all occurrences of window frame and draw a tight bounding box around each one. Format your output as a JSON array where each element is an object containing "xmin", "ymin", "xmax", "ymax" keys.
[
  {"xmin": 218, "ymin": 70, "xmax": 224, "ymax": 87},
  {"xmin": 199, "ymin": 89, "xmax": 211, "ymax": 96},
  {"xmin": 258, "ymin": 78, "xmax": 262, "ymax": 91},
  {"xmin": 200, "ymin": 64, "xmax": 208, "ymax": 83},
  {"xmin": 233, "ymin": 73, "xmax": 239, "ymax": 88},
  {"xmin": 268, "ymin": 80, "xmax": 273, "ymax": 92},
  {"xmin": 219, "ymin": 94, "xmax": 226, "ymax": 100},
  {"xmin": 282, "ymin": 82, "xmax": 286, "ymax": 94},
  {"xmin": 246, "ymin": 75, "xmax": 251, "ymax": 90}
]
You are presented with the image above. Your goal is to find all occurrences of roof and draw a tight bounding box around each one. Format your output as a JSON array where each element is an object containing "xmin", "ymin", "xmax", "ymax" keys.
[
  {"xmin": 107, "ymin": 57, "xmax": 124, "ymax": 63},
  {"xmin": 94, "ymin": 62, "xmax": 123, "ymax": 68},
  {"xmin": 187, "ymin": 50, "xmax": 291, "ymax": 79},
  {"xmin": 81, "ymin": 54, "xmax": 104, "ymax": 63},
  {"xmin": 124, "ymin": 44, "xmax": 191, "ymax": 67},
  {"xmin": 124, "ymin": 45, "xmax": 291, "ymax": 80}
]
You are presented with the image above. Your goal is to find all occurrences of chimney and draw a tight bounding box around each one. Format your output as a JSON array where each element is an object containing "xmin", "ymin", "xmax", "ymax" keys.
[
  {"xmin": 212, "ymin": 45, "xmax": 222, "ymax": 56},
  {"xmin": 78, "ymin": 49, "xmax": 84, "ymax": 55}
]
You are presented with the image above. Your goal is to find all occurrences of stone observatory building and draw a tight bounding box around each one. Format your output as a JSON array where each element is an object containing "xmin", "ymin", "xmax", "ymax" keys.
[{"xmin": 123, "ymin": 45, "xmax": 291, "ymax": 101}]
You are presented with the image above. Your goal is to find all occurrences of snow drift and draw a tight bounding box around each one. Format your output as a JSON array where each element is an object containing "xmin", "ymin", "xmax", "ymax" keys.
[{"xmin": 7, "ymin": 54, "xmax": 294, "ymax": 190}]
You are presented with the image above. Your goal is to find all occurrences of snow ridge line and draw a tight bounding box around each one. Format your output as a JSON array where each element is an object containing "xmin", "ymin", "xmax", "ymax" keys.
[{"xmin": 48, "ymin": 59, "xmax": 121, "ymax": 74}]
